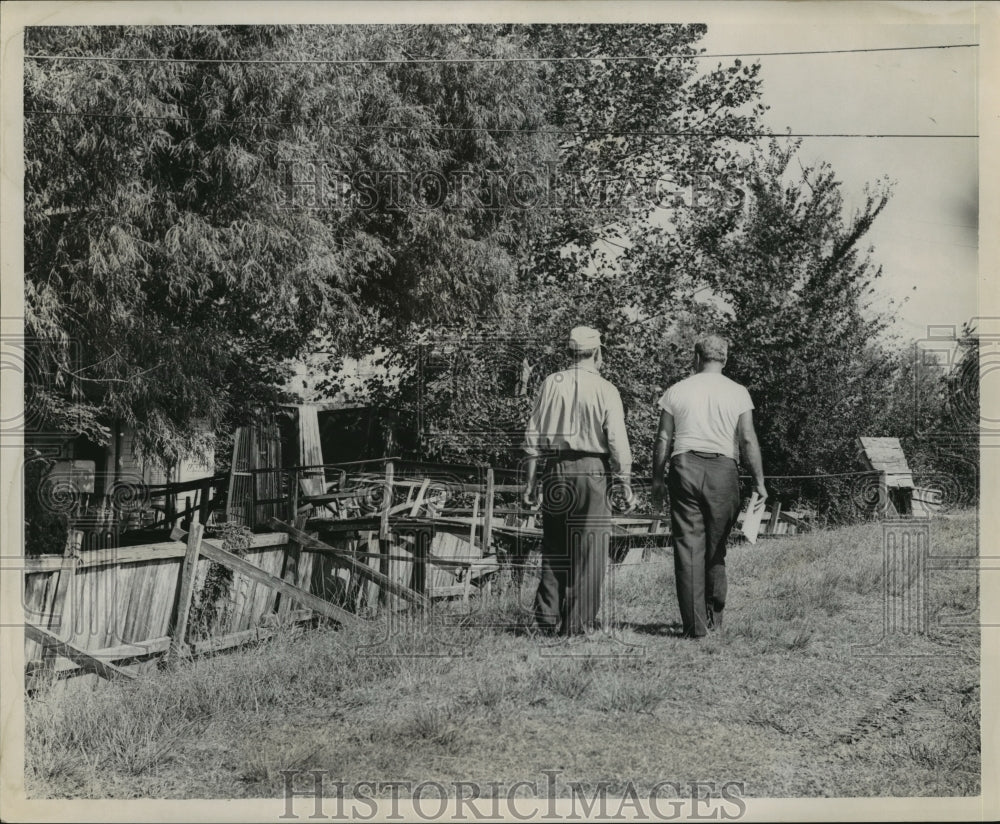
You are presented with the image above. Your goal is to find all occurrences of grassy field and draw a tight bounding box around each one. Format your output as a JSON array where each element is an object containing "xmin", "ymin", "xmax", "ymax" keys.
[{"xmin": 25, "ymin": 511, "xmax": 980, "ymax": 799}]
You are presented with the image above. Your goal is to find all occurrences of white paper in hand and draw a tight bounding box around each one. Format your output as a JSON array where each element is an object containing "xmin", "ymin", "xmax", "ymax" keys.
[{"xmin": 741, "ymin": 493, "xmax": 767, "ymax": 544}]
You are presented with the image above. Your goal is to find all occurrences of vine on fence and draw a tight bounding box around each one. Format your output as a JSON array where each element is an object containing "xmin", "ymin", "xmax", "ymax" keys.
[{"xmin": 188, "ymin": 522, "xmax": 252, "ymax": 641}]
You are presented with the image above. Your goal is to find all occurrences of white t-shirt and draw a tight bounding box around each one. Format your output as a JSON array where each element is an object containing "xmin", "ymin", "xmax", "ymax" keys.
[{"xmin": 657, "ymin": 372, "xmax": 754, "ymax": 460}]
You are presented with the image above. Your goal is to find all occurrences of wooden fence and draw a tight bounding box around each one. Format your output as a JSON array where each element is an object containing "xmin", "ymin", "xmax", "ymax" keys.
[{"xmin": 24, "ymin": 457, "xmax": 821, "ymax": 688}]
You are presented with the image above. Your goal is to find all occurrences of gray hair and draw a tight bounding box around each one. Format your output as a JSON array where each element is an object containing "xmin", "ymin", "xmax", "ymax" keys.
[{"xmin": 695, "ymin": 334, "xmax": 729, "ymax": 363}]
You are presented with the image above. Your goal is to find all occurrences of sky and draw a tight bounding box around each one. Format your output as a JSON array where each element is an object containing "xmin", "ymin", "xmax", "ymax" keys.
[{"xmin": 700, "ymin": 21, "xmax": 979, "ymax": 344}]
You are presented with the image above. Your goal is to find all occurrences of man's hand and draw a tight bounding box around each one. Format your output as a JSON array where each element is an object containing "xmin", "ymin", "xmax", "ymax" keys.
[
  {"xmin": 754, "ymin": 479, "xmax": 768, "ymax": 502},
  {"xmin": 521, "ymin": 484, "xmax": 538, "ymax": 509},
  {"xmin": 621, "ymin": 483, "xmax": 636, "ymax": 514},
  {"xmin": 651, "ymin": 478, "xmax": 667, "ymax": 513},
  {"xmin": 613, "ymin": 481, "xmax": 637, "ymax": 514}
]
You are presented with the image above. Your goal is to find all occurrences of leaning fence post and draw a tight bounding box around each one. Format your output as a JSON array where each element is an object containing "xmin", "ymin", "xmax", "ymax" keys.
[
  {"xmin": 378, "ymin": 461, "xmax": 395, "ymax": 611},
  {"xmin": 288, "ymin": 468, "xmax": 300, "ymax": 522},
  {"xmin": 767, "ymin": 501, "xmax": 782, "ymax": 536},
  {"xmin": 277, "ymin": 513, "xmax": 308, "ymax": 617},
  {"xmin": 381, "ymin": 461, "xmax": 394, "ymax": 540},
  {"xmin": 483, "ymin": 467, "xmax": 495, "ymax": 553},
  {"xmin": 171, "ymin": 521, "xmax": 204, "ymax": 657},
  {"xmin": 198, "ymin": 478, "xmax": 211, "ymax": 525}
]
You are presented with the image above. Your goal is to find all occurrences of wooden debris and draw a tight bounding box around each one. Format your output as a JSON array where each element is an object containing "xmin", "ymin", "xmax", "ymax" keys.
[
  {"xmin": 857, "ymin": 437, "xmax": 914, "ymax": 488},
  {"xmin": 170, "ymin": 522, "xmax": 204, "ymax": 656},
  {"xmin": 268, "ymin": 518, "xmax": 430, "ymax": 609},
  {"xmin": 200, "ymin": 536, "xmax": 360, "ymax": 625},
  {"xmin": 25, "ymin": 623, "xmax": 136, "ymax": 681}
]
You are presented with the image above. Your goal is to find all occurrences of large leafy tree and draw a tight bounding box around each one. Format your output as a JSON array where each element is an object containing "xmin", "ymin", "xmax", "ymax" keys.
[
  {"xmin": 24, "ymin": 24, "xmax": 553, "ymax": 462},
  {"xmin": 691, "ymin": 141, "xmax": 897, "ymax": 477},
  {"xmin": 363, "ymin": 24, "xmax": 767, "ymax": 464}
]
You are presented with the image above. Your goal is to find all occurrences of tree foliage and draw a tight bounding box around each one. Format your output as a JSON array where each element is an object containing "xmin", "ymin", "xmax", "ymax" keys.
[
  {"xmin": 25, "ymin": 24, "xmax": 552, "ymax": 462},
  {"xmin": 26, "ymin": 23, "xmax": 974, "ymax": 516}
]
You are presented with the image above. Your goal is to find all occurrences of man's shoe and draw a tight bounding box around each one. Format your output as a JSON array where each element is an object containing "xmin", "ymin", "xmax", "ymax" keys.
[{"xmin": 706, "ymin": 606, "xmax": 723, "ymax": 632}]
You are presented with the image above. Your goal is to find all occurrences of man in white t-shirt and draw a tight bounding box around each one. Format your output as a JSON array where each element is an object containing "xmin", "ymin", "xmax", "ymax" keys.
[{"xmin": 652, "ymin": 335, "xmax": 767, "ymax": 638}]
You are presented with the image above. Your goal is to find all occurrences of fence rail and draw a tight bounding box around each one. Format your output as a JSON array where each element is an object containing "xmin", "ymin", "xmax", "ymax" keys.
[{"xmin": 25, "ymin": 455, "xmax": 934, "ymax": 686}]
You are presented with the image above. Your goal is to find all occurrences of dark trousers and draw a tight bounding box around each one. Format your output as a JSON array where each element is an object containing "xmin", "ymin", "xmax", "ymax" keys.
[
  {"xmin": 534, "ymin": 455, "xmax": 612, "ymax": 636},
  {"xmin": 667, "ymin": 451, "xmax": 740, "ymax": 637}
]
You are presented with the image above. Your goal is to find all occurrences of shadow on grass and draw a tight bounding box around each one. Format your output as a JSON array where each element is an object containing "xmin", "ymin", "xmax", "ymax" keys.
[{"xmin": 618, "ymin": 620, "xmax": 686, "ymax": 637}]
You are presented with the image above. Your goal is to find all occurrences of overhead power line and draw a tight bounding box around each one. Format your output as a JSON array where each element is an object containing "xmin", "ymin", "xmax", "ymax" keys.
[
  {"xmin": 23, "ymin": 110, "xmax": 978, "ymax": 139},
  {"xmin": 24, "ymin": 42, "xmax": 978, "ymax": 66}
]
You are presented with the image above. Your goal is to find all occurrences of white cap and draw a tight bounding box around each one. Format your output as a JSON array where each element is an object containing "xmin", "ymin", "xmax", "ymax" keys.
[{"xmin": 568, "ymin": 326, "xmax": 602, "ymax": 351}]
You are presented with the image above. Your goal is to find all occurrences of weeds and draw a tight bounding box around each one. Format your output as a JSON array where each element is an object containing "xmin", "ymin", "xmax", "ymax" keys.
[
  {"xmin": 588, "ymin": 676, "xmax": 662, "ymax": 713},
  {"xmin": 403, "ymin": 705, "xmax": 468, "ymax": 747},
  {"xmin": 24, "ymin": 513, "xmax": 980, "ymax": 800},
  {"xmin": 534, "ymin": 657, "xmax": 596, "ymax": 700}
]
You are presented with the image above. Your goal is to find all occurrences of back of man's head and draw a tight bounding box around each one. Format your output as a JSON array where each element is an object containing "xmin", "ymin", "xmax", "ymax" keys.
[{"xmin": 695, "ymin": 334, "xmax": 729, "ymax": 364}]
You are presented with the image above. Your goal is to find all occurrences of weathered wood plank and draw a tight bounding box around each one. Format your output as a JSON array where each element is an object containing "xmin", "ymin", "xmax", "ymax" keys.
[
  {"xmin": 380, "ymin": 461, "xmax": 395, "ymax": 540},
  {"xmin": 427, "ymin": 583, "xmax": 473, "ymax": 598},
  {"xmin": 483, "ymin": 468, "xmax": 495, "ymax": 555},
  {"xmin": 190, "ymin": 610, "xmax": 314, "ymax": 655},
  {"xmin": 22, "ymin": 533, "xmax": 289, "ymax": 573},
  {"xmin": 408, "ymin": 478, "xmax": 431, "ymax": 517},
  {"xmin": 199, "ymin": 537, "xmax": 360, "ymax": 625},
  {"xmin": 171, "ymin": 522, "xmax": 204, "ymax": 654},
  {"xmin": 32, "ymin": 636, "xmax": 172, "ymax": 674},
  {"xmin": 767, "ymin": 502, "xmax": 782, "ymax": 536},
  {"xmin": 269, "ymin": 519, "xmax": 430, "ymax": 608},
  {"xmin": 777, "ymin": 511, "xmax": 812, "ymax": 531},
  {"xmin": 25, "ymin": 622, "xmax": 136, "ymax": 681},
  {"xmin": 277, "ymin": 514, "xmax": 308, "ymax": 617}
]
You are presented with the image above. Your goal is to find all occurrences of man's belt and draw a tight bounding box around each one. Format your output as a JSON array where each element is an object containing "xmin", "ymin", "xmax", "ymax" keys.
[
  {"xmin": 543, "ymin": 449, "xmax": 609, "ymax": 461},
  {"xmin": 688, "ymin": 450, "xmax": 732, "ymax": 460}
]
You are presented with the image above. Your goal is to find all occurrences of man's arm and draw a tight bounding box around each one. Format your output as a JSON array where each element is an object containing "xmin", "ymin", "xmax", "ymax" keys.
[
  {"xmin": 737, "ymin": 410, "xmax": 767, "ymax": 500},
  {"xmin": 522, "ymin": 455, "xmax": 539, "ymax": 508},
  {"xmin": 521, "ymin": 381, "xmax": 547, "ymax": 507},
  {"xmin": 605, "ymin": 389, "xmax": 634, "ymax": 510},
  {"xmin": 651, "ymin": 410, "xmax": 674, "ymax": 512},
  {"xmin": 605, "ymin": 389, "xmax": 632, "ymax": 483}
]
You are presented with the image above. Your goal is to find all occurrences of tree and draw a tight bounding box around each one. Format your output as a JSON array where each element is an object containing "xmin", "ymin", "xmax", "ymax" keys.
[
  {"xmin": 24, "ymin": 25, "xmax": 553, "ymax": 464},
  {"xmin": 689, "ymin": 141, "xmax": 898, "ymax": 481},
  {"xmin": 354, "ymin": 24, "xmax": 768, "ymax": 465}
]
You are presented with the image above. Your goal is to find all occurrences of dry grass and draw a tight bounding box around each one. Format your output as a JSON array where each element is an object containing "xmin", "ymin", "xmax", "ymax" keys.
[{"xmin": 25, "ymin": 511, "xmax": 980, "ymax": 799}]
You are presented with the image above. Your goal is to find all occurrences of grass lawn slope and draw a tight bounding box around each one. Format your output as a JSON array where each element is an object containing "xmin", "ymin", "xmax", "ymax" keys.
[{"xmin": 26, "ymin": 511, "xmax": 980, "ymax": 799}]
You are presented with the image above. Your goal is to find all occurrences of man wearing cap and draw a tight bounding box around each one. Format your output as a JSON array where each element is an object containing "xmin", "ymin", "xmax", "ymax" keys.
[
  {"xmin": 652, "ymin": 334, "xmax": 767, "ymax": 638},
  {"xmin": 522, "ymin": 326, "xmax": 634, "ymax": 638}
]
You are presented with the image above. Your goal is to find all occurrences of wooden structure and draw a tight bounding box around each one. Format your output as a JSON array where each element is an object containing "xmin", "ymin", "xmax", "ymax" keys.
[
  {"xmin": 735, "ymin": 500, "xmax": 812, "ymax": 538},
  {"xmin": 37, "ymin": 463, "xmax": 229, "ymax": 555},
  {"xmin": 226, "ymin": 420, "xmax": 283, "ymax": 528},
  {"xmin": 857, "ymin": 436, "xmax": 915, "ymax": 516},
  {"xmin": 23, "ymin": 454, "xmax": 677, "ymax": 686},
  {"xmin": 24, "ymin": 532, "xmax": 314, "ymax": 684}
]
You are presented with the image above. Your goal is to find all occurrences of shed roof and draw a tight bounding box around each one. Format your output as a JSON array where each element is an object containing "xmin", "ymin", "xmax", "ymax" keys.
[{"xmin": 856, "ymin": 437, "xmax": 914, "ymax": 488}]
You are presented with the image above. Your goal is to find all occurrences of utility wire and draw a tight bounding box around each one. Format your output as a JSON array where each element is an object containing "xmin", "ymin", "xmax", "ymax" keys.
[
  {"xmin": 22, "ymin": 110, "xmax": 978, "ymax": 139},
  {"xmin": 23, "ymin": 42, "xmax": 979, "ymax": 65}
]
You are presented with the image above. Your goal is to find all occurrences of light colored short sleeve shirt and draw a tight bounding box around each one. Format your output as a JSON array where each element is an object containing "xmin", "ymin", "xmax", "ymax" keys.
[
  {"xmin": 657, "ymin": 372, "xmax": 754, "ymax": 460},
  {"xmin": 523, "ymin": 363, "xmax": 632, "ymax": 477}
]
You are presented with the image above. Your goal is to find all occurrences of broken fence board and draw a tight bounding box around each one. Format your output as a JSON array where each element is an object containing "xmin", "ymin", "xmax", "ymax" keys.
[
  {"xmin": 170, "ymin": 522, "xmax": 204, "ymax": 655},
  {"xmin": 191, "ymin": 610, "xmax": 313, "ymax": 655},
  {"xmin": 778, "ymin": 512, "xmax": 812, "ymax": 531},
  {"xmin": 268, "ymin": 519, "xmax": 431, "ymax": 609},
  {"xmin": 380, "ymin": 461, "xmax": 395, "ymax": 540},
  {"xmin": 31, "ymin": 636, "xmax": 172, "ymax": 675},
  {"xmin": 200, "ymin": 537, "xmax": 360, "ymax": 626},
  {"xmin": 25, "ymin": 622, "xmax": 136, "ymax": 681}
]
